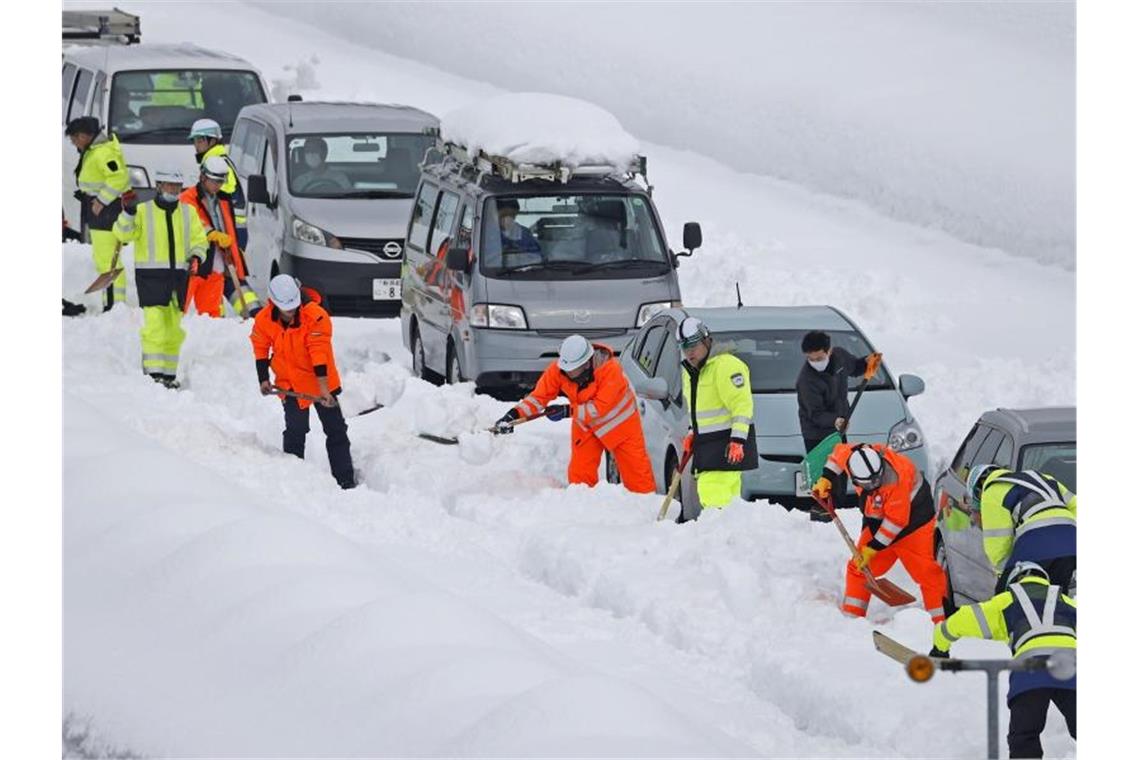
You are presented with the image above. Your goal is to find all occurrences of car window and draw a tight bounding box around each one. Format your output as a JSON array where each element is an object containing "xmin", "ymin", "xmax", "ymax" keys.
[
  {"xmin": 950, "ymin": 423, "xmax": 986, "ymax": 480},
  {"xmin": 238, "ymin": 121, "xmax": 267, "ymax": 176},
  {"xmin": 408, "ymin": 183, "xmax": 439, "ymax": 252},
  {"xmin": 970, "ymin": 426, "xmax": 1002, "ymax": 470},
  {"xmin": 62, "ymin": 63, "xmax": 78, "ymax": 121},
  {"xmin": 1019, "ymin": 442, "xmax": 1077, "ymax": 491},
  {"xmin": 230, "ymin": 118, "xmax": 249, "ymax": 167},
  {"xmin": 428, "ymin": 191, "xmax": 460, "ymax": 256},
  {"xmin": 68, "ymin": 68, "xmax": 94, "ymax": 122},
  {"xmin": 993, "ymin": 433, "xmax": 1014, "ymax": 469},
  {"xmin": 90, "ymin": 72, "xmax": 107, "ymax": 122},
  {"xmin": 262, "ymin": 128, "xmax": 278, "ymax": 195},
  {"xmin": 635, "ymin": 324, "xmax": 666, "ymax": 376},
  {"xmin": 655, "ymin": 328, "xmax": 683, "ymax": 401}
]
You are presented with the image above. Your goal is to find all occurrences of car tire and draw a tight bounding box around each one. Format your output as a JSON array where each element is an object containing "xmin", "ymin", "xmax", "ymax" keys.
[
  {"xmin": 446, "ymin": 341, "xmax": 464, "ymax": 384},
  {"xmin": 935, "ymin": 532, "xmax": 958, "ymax": 616},
  {"xmin": 411, "ymin": 323, "xmax": 443, "ymax": 385},
  {"xmin": 604, "ymin": 451, "xmax": 621, "ymax": 485}
]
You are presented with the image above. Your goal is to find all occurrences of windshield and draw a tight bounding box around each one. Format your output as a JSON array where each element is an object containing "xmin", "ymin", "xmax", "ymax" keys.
[
  {"xmin": 480, "ymin": 193, "xmax": 670, "ymax": 279},
  {"xmin": 711, "ymin": 329, "xmax": 891, "ymax": 393},
  {"xmin": 286, "ymin": 133, "xmax": 432, "ymax": 198},
  {"xmin": 1018, "ymin": 442, "xmax": 1077, "ymax": 490},
  {"xmin": 109, "ymin": 69, "xmax": 265, "ymax": 144}
]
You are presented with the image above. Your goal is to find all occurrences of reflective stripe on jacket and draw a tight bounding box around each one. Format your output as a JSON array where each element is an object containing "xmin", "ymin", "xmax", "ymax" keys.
[
  {"xmin": 980, "ymin": 469, "xmax": 1077, "ymax": 573},
  {"xmin": 682, "ymin": 349, "xmax": 757, "ymax": 471},
  {"xmin": 514, "ymin": 344, "xmax": 642, "ymax": 448},
  {"xmin": 932, "ymin": 576, "xmax": 1076, "ymax": 701},
  {"xmin": 113, "ymin": 199, "xmax": 207, "ymax": 308},
  {"xmin": 249, "ymin": 289, "xmax": 340, "ymax": 409},
  {"xmin": 825, "ymin": 442, "xmax": 932, "ymax": 550}
]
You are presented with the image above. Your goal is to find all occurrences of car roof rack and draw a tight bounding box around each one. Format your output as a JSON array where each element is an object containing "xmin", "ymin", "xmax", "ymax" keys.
[
  {"xmin": 429, "ymin": 140, "xmax": 649, "ymax": 190},
  {"xmin": 63, "ymin": 8, "xmax": 141, "ymax": 45}
]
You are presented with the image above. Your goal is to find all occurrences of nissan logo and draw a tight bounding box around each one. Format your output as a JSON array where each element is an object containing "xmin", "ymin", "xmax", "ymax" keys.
[
  {"xmin": 382, "ymin": 241, "xmax": 403, "ymax": 258},
  {"xmin": 573, "ymin": 310, "xmax": 591, "ymax": 324}
]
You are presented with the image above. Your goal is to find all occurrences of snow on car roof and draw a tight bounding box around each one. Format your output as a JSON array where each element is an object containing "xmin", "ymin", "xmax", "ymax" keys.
[{"xmin": 441, "ymin": 93, "xmax": 640, "ymax": 170}]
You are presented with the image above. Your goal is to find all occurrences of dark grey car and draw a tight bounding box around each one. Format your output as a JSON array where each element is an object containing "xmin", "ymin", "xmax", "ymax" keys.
[{"xmin": 933, "ymin": 407, "xmax": 1076, "ymax": 610}]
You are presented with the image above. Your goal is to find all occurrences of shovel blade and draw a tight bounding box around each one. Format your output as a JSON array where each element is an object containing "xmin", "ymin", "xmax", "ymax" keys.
[
  {"xmin": 865, "ymin": 573, "xmax": 917, "ymax": 606},
  {"xmin": 84, "ymin": 267, "xmax": 124, "ymax": 294}
]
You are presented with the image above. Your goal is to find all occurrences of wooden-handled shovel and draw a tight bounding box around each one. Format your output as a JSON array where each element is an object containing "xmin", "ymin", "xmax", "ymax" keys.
[
  {"xmin": 657, "ymin": 448, "xmax": 694, "ymax": 521},
  {"xmin": 813, "ymin": 493, "xmax": 916, "ymax": 606}
]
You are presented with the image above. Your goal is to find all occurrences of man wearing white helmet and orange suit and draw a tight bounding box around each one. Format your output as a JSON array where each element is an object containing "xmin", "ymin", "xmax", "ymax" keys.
[
  {"xmin": 812, "ymin": 441, "xmax": 948, "ymax": 623},
  {"xmin": 494, "ymin": 335, "xmax": 656, "ymax": 493},
  {"xmin": 179, "ymin": 155, "xmax": 262, "ymax": 317},
  {"xmin": 112, "ymin": 168, "xmax": 208, "ymax": 387},
  {"xmin": 676, "ymin": 316, "xmax": 758, "ymax": 509},
  {"xmin": 188, "ymin": 118, "xmax": 247, "ymax": 248}
]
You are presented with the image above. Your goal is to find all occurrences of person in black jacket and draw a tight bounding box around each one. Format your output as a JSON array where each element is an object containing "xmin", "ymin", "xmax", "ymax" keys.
[{"xmin": 796, "ymin": 330, "xmax": 881, "ymax": 513}]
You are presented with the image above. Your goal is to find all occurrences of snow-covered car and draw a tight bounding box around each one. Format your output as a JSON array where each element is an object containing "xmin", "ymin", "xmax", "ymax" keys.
[
  {"xmin": 611, "ymin": 305, "xmax": 929, "ymax": 518},
  {"xmin": 400, "ymin": 93, "xmax": 696, "ymax": 400},
  {"xmin": 933, "ymin": 406, "xmax": 1076, "ymax": 610},
  {"xmin": 62, "ymin": 43, "xmax": 270, "ymax": 238},
  {"xmin": 236, "ymin": 101, "xmax": 439, "ymax": 316}
]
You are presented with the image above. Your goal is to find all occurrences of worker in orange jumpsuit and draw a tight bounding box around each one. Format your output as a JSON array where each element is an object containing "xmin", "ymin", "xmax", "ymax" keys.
[
  {"xmin": 812, "ymin": 442, "xmax": 947, "ymax": 622},
  {"xmin": 495, "ymin": 334, "xmax": 656, "ymax": 493},
  {"xmin": 180, "ymin": 155, "xmax": 261, "ymax": 318}
]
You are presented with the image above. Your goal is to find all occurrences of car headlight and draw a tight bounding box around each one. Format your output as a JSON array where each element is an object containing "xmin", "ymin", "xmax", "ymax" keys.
[
  {"xmin": 636, "ymin": 300, "xmax": 680, "ymax": 327},
  {"xmin": 889, "ymin": 420, "xmax": 924, "ymax": 451},
  {"xmin": 291, "ymin": 217, "xmax": 342, "ymax": 249},
  {"xmin": 471, "ymin": 303, "xmax": 527, "ymax": 329},
  {"xmin": 127, "ymin": 165, "xmax": 150, "ymax": 188}
]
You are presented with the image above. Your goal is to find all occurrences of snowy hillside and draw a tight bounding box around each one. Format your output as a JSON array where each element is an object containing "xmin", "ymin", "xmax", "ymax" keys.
[
  {"xmin": 61, "ymin": 1, "xmax": 1075, "ymax": 757},
  {"xmin": 253, "ymin": 0, "xmax": 1076, "ymax": 269}
]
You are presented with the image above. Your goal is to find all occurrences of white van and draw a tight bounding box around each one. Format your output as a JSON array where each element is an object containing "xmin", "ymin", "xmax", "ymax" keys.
[{"xmin": 61, "ymin": 43, "xmax": 271, "ymax": 237}]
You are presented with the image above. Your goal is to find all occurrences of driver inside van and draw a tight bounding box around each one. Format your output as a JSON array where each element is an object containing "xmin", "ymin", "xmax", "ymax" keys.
[
  {"xmin": 497, "ymin": 198, "xmax": 540, "ymax": 254},
  {"xmin": 294, "ymin": 136, "xmax": 351, "ymax": 193}
]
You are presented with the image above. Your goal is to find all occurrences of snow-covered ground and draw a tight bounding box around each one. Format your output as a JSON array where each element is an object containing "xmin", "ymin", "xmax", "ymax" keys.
[{"xmin": 60, "ymin": 1, "xmax": 1076, "ymax": 757}]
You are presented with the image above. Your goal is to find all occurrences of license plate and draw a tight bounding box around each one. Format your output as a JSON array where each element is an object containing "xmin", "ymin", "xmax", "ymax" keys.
[
  {"xmin": 795, "ymin": 470, "xmax": 811, "ymax": 497},
  {"xmin": 372, "ymin": 278, "xmax": 401, "ymax": 300}
]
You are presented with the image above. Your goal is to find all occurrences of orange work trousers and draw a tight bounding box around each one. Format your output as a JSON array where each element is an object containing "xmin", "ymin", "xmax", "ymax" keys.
[
  {"xmin": 191, "ymin": 272, "xmax": 228, "ymax": 317},
  {"xmin": 569, "ymin": 430, "xmax": 656, "ymax": 494},
  {"xmin": 842, "ymin": 519, "xmax": 947, "ymax": 622}
]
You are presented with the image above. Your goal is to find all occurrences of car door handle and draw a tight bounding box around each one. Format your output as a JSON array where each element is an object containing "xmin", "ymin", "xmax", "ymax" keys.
[{"xmin": 638, "ymin": 400, "xmax": 646, "ymax": 414}]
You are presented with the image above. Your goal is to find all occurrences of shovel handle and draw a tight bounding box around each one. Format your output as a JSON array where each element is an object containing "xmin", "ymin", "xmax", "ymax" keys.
[
  {"xmin": 839, "ymin": 377, "xmax": 870, "ymax": 442},
  {"xmin": 657, "ymin": 448, "xmax": 693, "ymax": 521}
]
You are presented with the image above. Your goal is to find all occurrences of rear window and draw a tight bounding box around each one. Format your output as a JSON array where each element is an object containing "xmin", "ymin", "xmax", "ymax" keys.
[{"xmin": 1018, "ymin": 442, "xmax": 1077, "ymax": 490}]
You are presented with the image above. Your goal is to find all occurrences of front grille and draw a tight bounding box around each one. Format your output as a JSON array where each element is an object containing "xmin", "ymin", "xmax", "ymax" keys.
[{"xmin": 338, "ymin": 237, "xmax": 405, "ymax": 260}]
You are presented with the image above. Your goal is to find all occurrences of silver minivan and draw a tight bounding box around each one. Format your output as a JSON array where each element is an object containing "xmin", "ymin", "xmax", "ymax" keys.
[
  {"xmin": 233, "ymin": 101, "xmax": 439, "ymax": 316},
  {"xmin": 401, "ymin": 142, "xmax": 699, "ymax": 398}
]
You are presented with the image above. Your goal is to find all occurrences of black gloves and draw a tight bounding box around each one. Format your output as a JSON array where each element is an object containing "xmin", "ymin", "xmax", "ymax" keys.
[
  {"xmin": 493, "ymin": 408, "xmax": 520, "ymax": 435},
  {"xmin": 73, "ymin": 189, "xmax": 86, "ymax": 202},
  {"xmin": 928, "ymin": 647, "xmax": 949, "ymax": 659},
  {"xmin": 544, "ymin": 404, "xmax": 570, "ymax": 421}
]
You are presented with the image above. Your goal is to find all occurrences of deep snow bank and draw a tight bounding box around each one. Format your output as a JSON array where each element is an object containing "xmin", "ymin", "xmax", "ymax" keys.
[{"xmin": 252, "ymin": 0, "xmax": 1075, "ymax": 268}]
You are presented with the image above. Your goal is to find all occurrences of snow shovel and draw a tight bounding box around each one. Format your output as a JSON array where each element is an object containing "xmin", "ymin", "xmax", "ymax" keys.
[
  {"xmin": 220, "ymin": 246, "xmax": 252, "ymax": 320},
  {"xmin": 269, "ymin": 384, "xmax": 383, "ymax": 417},
  {"xmin": 417, "ymin": 414, "xmax": 536, "ymax": 445},
  {"xmin": 813, "ymin": 494, "xmax": 916, "ymax": 606},
  {"xmin": 802, "ymin": 376, "xmax": 871, "ymax": 486},
  {"xmin": 656, "ymin": 448, "xmax": 693, "ymax": 521},
  {"xmin": 83, "ymin": 243, "xmax": 123, "ymax": 294}
]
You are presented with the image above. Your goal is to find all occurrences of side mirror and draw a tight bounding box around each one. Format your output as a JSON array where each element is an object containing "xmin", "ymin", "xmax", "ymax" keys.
[
  {"xmin": 641, "ymin": 376, "xmax": 670, "ymax": 402},
  {"xmin": 247, "ymin": 174, "xmax": 271, "ymax": 206},
  {"xmin": 681, "ymin": 222, "xmax": 702, "ymax": 255},
  {"xmin": 446, "ymin": 245, "xmax": 470, "ymax": 272},
  {"xmin": 899, "ymin": 374, "xmax": 926, "ymax": 399}
]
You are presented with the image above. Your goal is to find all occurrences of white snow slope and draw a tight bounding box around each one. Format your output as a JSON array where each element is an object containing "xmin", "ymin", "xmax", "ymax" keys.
[
  {"xmin": 253, "ymin": 0, "xmax": 1076, "ymax": 269},
  {"xmin": 62, "ymin": 1, "xmax": 1076, "ymax": 757}
]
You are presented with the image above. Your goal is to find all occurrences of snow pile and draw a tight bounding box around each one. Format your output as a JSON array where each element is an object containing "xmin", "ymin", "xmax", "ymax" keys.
[{"xmin": 443, "ymin": 93, "xmax": 641, "ymax": 169}]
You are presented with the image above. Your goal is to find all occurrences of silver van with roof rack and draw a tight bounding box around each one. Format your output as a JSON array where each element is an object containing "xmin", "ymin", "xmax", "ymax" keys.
[
  {"xmin": 401, "ymin": 141, "xmax": 701, "ymax": 398},
  {"xmin": 234, "ymin": 100, "xmax": 439, "ymax": 316}
]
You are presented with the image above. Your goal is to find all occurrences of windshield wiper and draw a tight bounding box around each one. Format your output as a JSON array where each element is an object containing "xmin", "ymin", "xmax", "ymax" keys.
[
  {"xmin": 337, "ymin": 189, "xmax": 411, "ymax": 199},
  {"xmin": 571, "ymin": 259, "xmax": 669, "ymax": 274},
  {"xmin": 498, "ymin": 260, "xmax": 586, "ymax": 275},
  {"xmin": 117, "ymin": 126, "xmax": 191, "ymax": 142}
]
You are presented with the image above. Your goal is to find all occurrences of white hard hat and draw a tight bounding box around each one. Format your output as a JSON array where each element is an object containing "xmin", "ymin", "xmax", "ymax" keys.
[
  {"xmin": 848, "ymin": 445, "xmax": 884, "ymax": 487},
  {"xmin": 268, "ymin": 274, "xmax": 302, "ymax": 311},
  {"xmin": 676, "ymin": 316, "xmax": 711, "ymax": 349},
  {"xmin": 188, "ymin": 118, "xmax": 223, "ymax": 140},
  {"xmin": 201, "ymin": 155, "xmax": 229, "ymax": 183},
  {"xmin": 153, "ymin": 168, "xmax": 184, "ymax": 186},
  {"xmin": 1006, "ymin": 560, "xmax": 1050, "ymax": 589},
  {"xmin": 558, "ymin": 334, "xmax": 594, "ymax": 372}
]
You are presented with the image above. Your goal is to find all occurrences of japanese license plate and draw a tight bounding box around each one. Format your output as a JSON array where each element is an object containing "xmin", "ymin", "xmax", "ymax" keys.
[{"xmin": 372, "ymin": 278, "xmax": 401, "ymax": 300}]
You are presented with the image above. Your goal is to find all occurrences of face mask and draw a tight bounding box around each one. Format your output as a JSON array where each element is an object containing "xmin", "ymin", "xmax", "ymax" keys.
[
  {"xmin": 304, "ymin": 152, "xmax": 322, "ymax": 169},
  {"xmin": 809, "ymin": 357, "xmax": 829, "ymax": 372},
  {"xmin": 159, "ymin": 191, "xmax": 180, "ymax": 203}
]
